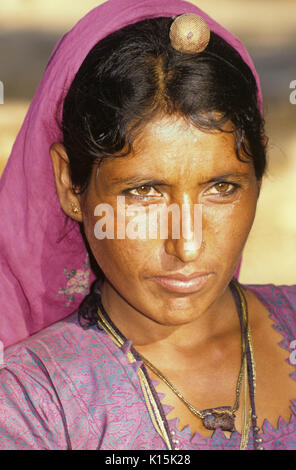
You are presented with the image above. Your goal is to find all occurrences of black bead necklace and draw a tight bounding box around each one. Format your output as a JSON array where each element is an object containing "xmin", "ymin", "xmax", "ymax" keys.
[{"xmin": 96, "ymin": 278, "xmax": 264, "ymax": 450}]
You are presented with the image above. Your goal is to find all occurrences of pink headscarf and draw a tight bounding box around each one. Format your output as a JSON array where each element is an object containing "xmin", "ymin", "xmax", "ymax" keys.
[{"xmin": 0, "ymin": 0, "xmax": 262, "ymax": 348}]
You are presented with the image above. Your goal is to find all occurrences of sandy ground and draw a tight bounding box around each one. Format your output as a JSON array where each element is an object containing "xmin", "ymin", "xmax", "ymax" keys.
[{"xmin": 0, "ymin": 0, "xmax": 295, "ymax": 285}]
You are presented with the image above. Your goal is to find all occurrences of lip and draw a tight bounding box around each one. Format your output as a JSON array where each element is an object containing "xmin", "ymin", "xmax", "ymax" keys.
[{"xmin": 151, "ymin": 272, "xmax": 212, "ymax": 294}]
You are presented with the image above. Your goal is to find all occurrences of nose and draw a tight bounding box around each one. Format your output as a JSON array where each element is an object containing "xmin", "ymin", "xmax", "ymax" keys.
[{"xmin": 164, "ymin": 201, "xmax": 203, "ymax": 263}]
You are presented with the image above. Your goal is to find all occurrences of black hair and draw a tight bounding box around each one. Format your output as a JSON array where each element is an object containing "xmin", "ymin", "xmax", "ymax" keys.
[
  {"xmin": 62, "ymin": 16, "xmax": 267, "ymax": 196},
  {"xmin": 60, "ymin": 17, "xmax": 267, "ymax": 327}
]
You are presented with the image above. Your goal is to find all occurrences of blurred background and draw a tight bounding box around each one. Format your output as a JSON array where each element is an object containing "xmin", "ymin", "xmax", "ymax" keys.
[{"xmin": 0, "ymin": 0, "xmax": 295, "ymax": 285}]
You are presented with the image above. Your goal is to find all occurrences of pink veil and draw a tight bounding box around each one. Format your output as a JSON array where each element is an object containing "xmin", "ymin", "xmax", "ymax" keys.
[{"xmin": 0, "ymin": 0, "xmax": 262, "ymax": 348}]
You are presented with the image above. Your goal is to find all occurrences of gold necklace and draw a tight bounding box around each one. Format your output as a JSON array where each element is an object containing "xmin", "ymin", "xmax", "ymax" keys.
[
  {"xmin": 137, "ymin": 350, "xmax": 246, "ymax": 433},
  {"xmin": 240, "ymin": 352, "xmax": 252, "ymax": 450},
  {"xmin": 135, "ymin": 279, "xmax": 249, "ymax": 434},
  {"xmin": 96, "ymin": 279, "xmax": 256, "ymax": 449},
  {"xmin": 96, "ymin": 305, "xmax": 173, "ymax": 449}
]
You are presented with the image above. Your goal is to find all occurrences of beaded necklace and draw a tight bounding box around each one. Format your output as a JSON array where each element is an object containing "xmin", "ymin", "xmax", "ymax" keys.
[{"xmin": 96, "ymin": 279, "xmax": 264, "ymax": 450}]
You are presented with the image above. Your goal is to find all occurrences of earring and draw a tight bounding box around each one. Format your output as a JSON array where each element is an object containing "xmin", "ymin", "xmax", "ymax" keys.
[{"xmin": 71, "ymin": 202, "xmax": 81, "ymax": 215}]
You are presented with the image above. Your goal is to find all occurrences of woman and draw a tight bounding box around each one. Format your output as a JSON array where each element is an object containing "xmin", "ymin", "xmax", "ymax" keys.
[{"xmin": 0, "ymin": 0, "xmax": 295, "ymax": 450}]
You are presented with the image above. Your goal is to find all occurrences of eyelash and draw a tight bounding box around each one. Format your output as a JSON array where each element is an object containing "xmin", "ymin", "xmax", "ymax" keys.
[
  {"xmin": 209, "ymin": 182, "xmax": 240, "ymax": 197},
  {"xmin": 124, "ymin": 186, "xmax": 161, "ymax": 199},
  {"xmin": 124, "ymin": 182, "xmax": 240, "ymax": 200}
]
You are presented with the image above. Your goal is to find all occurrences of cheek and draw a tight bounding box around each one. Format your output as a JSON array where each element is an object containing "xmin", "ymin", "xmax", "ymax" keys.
[
  {"xmin": 203, "ymin": 195, "xmax": 257, "ymax": 248},
  {"xmin": 89, "ymin": 236, "xmax": 160, "ymax": 282},
  {"xmin": 88, "ymin": 203, "xmax": 162, "ymax": 276}
]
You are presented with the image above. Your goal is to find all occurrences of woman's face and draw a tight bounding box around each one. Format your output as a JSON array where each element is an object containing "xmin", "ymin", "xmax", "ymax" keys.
[{"xmin": 80, "ymin": 115, "xmax": 261, "ymax": 327}]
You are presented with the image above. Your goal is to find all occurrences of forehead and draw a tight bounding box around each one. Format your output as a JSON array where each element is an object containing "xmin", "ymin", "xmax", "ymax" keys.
[{"xmin": 97, "ymin": 115, "xmax": 253, "ymax": 182}]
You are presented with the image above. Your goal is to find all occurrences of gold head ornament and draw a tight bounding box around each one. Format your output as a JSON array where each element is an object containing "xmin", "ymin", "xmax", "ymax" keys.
[{"xmin": 169, "ymin": 14, "xmax": 211, "ymax": 54}]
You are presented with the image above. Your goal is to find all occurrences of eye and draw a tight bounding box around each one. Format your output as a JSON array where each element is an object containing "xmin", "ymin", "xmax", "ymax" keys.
[
  {"xmin": 127, "ymin": 185, "xmax": 161, "ymax": 198},
  {"xmin": 207, "ymin": 182, "xmax": 239, "ymax": 196}
]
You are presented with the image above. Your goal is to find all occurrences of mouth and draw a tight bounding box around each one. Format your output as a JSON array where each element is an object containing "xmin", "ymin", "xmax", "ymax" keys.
[{"xmin": 150, "ymin": 272, "xmax": 213, "ymax": 294}]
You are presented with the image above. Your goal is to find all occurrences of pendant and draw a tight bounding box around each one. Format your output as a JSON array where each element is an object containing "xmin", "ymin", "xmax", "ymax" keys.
[{"xmin": 201, "ymin": 406, "xmax": 236, "ymax": 432}]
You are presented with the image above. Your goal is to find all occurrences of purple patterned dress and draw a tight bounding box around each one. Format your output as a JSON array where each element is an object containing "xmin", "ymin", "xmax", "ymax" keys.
[{"xmin": 0, "ymin": 283, "xmax": 295, "ymax": 450}]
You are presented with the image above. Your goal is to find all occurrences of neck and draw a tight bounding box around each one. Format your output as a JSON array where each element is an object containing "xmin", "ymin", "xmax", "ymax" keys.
[{"xmin": 100, "ymin": 279, "xmax": 241, "ymax": 354}]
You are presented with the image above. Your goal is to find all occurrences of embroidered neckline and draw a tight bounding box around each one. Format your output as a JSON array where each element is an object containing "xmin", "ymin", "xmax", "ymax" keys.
[
  {"xmin": 95, "ymin": 282, "xmax": 296, "ymax": 448},
  {"xmin": 151, "ymin": 283, "xmax": 296, "ymax": 446}
]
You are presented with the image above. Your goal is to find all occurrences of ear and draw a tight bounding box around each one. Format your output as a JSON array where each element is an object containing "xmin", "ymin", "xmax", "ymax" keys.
[{"xmin": 50, "ymin": 142, "xmax": 83, "ymax": 222}]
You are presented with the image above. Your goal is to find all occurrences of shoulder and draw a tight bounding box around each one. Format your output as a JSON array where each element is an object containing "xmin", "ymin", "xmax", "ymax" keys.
[
  {"xmin": 2, "ymin": 311, "xmax": 118, "ymax": 379},
  {"xmin": 242, "ymin": 282, "xmax": 296, "ymax": 338},
  {"xmin": 0, "ymin": 311, "xmax": 124, "ymax": 419},
  {"xmin": 243, "ymin": 283, "xmax": 296, "ymax": 307},
  {"xmin": 0, "ymin": 313, "xmax": 123, "ymax": 449}
]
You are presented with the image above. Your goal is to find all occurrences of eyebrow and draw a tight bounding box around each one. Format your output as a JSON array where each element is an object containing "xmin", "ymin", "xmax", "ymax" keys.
[{"xmin": 109, "ymin": 172, "xmax": 251, "ymax": 187}]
